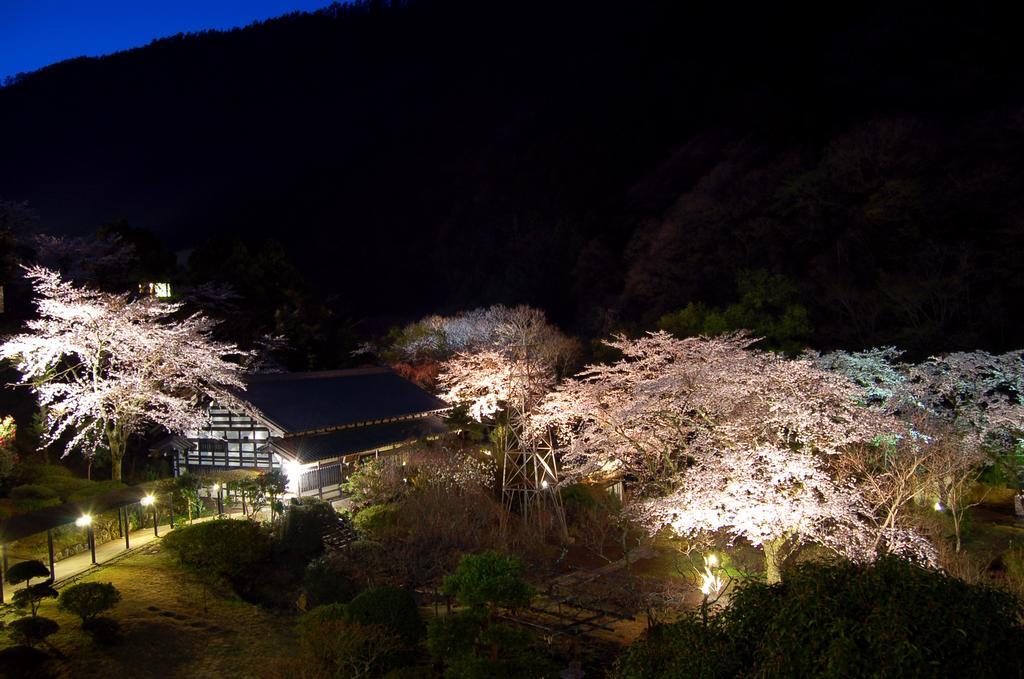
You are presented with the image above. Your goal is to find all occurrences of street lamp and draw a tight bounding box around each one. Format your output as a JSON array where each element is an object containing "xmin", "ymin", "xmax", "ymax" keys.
[
  {"xmin": 213, "ymin": 483, "xmax": 224, "ymax": 516},
  {"xmin": 141, "ymin": 494, "xmax": 159, "ymax": 537},
  {"xmin": 77, "ymin": 514, "xmax": 96, "ymax": 564}
]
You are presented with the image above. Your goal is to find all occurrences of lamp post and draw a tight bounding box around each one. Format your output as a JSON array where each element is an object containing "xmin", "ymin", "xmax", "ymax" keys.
[
  {"xmin": 141, "ymin": 494, "xmax": 158, "ymax": 537},
  {"xmin": 77, "ymin": 514, "xmax": 95, "ymax": 564}
]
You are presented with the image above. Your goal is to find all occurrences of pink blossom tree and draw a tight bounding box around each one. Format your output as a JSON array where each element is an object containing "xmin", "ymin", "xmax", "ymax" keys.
[
  {"xmin": 537, "ymin": 332, "xmax": 927, "ymax": 580},
  {"xmin": 0, "ymin": 267, "xmax": 245, "ymax": 480},
  {"xmin": 637, "ymin": 444, "xmax": 869, "ymax": 583}
]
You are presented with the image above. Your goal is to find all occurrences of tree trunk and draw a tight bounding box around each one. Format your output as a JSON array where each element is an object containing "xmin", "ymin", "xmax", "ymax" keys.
[
  {"xmin": 763, "ymin": 536, "xmax": 787, "ymax": 585},
  {"xmin": 106, "ymin": 421, "xmax": 127, "ymax": 481}
]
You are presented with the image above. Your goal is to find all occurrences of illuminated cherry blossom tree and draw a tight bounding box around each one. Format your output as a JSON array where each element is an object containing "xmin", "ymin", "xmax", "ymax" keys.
[
  {"xmin": 436, "ymin": 305, "xmax": 575, "ymax": 424},
  {"xmin": 637, "ymin": 444, "xmax": 870, "ymax": 583},
  {"xmin": 0, "ymin": 267, "xmax": 245, "ymax": 480},
  {"xmin": 537, "ymin": 332, "xmax": 935, "ymax": 580}
]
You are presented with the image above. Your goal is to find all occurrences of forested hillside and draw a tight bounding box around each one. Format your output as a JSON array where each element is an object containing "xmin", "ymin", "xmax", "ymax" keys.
[{"xmin": 1, "ymin": 0, "xmax": 1022, "ymax": 354}]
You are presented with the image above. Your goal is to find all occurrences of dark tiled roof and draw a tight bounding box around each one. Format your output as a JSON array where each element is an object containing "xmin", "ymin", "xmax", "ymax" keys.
[
  {"xmin": 237, "ymin": 367, "xmax": 447, "ymax": 435},
  {"xmin": 270, "ymin": 415, "xmax": 449, "ymax": 463}
]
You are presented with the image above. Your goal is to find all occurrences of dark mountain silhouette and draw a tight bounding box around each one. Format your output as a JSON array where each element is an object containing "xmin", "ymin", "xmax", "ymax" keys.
[{"xmin": 1, "ymin": 0, "xmax": 1022, "ymax": 355}]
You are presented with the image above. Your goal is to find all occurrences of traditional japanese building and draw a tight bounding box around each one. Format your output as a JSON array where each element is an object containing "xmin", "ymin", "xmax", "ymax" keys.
[{"xmin": 170, "ymin": 368, "xmax": 449, "ymax": 500}]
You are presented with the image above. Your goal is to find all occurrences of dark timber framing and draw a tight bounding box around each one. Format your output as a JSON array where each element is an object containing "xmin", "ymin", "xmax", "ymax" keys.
[{"xmin": 175, "ymin": 368, "xmax": 449, "ymax": 501}]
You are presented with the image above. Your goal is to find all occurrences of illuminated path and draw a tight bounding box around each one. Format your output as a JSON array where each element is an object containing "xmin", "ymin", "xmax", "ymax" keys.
[{"xmin": 1, "ymin": 510, "xmax": 251, "ymax": 604}]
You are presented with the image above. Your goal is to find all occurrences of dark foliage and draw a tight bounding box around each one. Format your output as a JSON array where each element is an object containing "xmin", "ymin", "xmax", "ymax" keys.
[
  {"xmin": 345, "ymin": 585, "xmax": 424, "ymax": 644},
  {"xmin": 441, "ymin": 550, "xmax": 533, "ymax": 611},
  {"xmin": 81, "ymin": 617, "xmax": 122, "ymax": 646},
  {"xmin": 302, "ymin": 557, "xmax": 359, "ymax": 609},
  {"xmin": 6, "ymin": 616, "xmax": 59, "ymax": 648},
  {"xmin": 0, "ymin": 645, "xmax": 50, "ymax": 678},
  {"xmin": 613, "ymin": 557, "xmax": 1024, "ymax": 678},
  {"xmin": 5, "ymin": 559, "xmax": 50, "ymax": 585},
  {"xmin": 277, "ymin": 497, "xmax": 340, "ymax": 564},
  {"xmin": 1, "ymin": 1, "xmax": 1022, "ymax": 355}
]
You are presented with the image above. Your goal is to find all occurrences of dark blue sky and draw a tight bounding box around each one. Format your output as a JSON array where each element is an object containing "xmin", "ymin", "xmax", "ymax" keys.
[{"xmin": 0, "ymin": 1, "xmax": 332, "ymax": 80}]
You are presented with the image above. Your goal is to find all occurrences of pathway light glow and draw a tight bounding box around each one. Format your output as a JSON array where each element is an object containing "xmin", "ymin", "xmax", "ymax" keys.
[
  {"xmin": 140, "ymin": 494, "xmax": 155, "ymax": 506},
  {"xmin": 75, "ymin": 514, "xmax": 92, "ymax": 527}
]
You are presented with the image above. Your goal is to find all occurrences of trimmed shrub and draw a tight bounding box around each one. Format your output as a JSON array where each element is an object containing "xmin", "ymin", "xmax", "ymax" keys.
[
  {"xmin": 7, "ymin": 616, "xmax": 59, "ymax": 648},
  {"xmin": 66, "ymin": 480, "xmax": 127, "ymax": 503},
  {"xmin": 441, "ymin": 551, "xmax": 533, "ymax": 611},
  {"xmin": 612, "ymin": 556, "xmax": 1024, "ymax": 678},
  {"xmin": 279, "ymin": 497, "xmax": 339, "ymax": 563},
  {"xmin": 9, "ymin": 484, "xmax": 60, "ymax": 511},
  {"xmin": 297, "ymin": 604, "xmax": 403, "ymax": 677},
  {"xmin": 346, "ymin": 586, "xmax": 424, "ymax": 644},
  {"xmin": 163, "ymin": 519, "xmax": 273, "ymax": 583},
  {"xmin": 0, "ymin": 645, "xmax": 49, "ymax": 678},
  {"xmin": 58, "ymin": 582, "xmax": 121, "ymax": 623}
]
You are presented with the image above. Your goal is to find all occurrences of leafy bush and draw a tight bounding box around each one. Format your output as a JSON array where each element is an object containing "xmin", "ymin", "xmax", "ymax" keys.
[
  {"xmin": 81, "ymin": 617, "xmax": 121, "ymax": 645},
  {"xmin": 11, "ymin": 463, "xmax": 73, "ymax": 484},
  {"xmin": 65, "ymin": 479, "xmax": 127, "ymax": 503},
  {"xmin": 353, "ymin": 503, "xmax": 402, "ymax": 539},
  {"xmin": 7, "ymin": 560, "xmax": 57, "ymax": 617},
  {"xmin": 302, "ymin": 557, "xmax": 359, "ymax": 609},
  {"xmin": 612, "ymin": 556, "xmax": 1024, "ymax": 678},
  {"xmin": 346, "ymin": 586, "xmax": 424, "ymax": 644},
  {"xmin": 441, "ymin": 551, "xmax": 533, "ymax": 612},
  {"xmin": 344, "ymin": 460, "xmax": 406, "ymax": 510},
  {"xmin": 163, "ymin": 519, "xmax": 273, "ymax": 583},
  {"xmin": 9, "ymin": 484, "xmax": 60, "ymax": 511},
  {"xmin": 58, "ymin": 582, "xmax": 121, "ymax": 623},
  {"xmin": 0, "ymin": 645, "xmax": 50, "ymax": 678},
  {"xmin": 297, "ymin": 604, "xmax": 403, "ymax": 677},
  {"xmin": 612, "ymin": 613, "xmax": 739, "ymax": 679},
  {"xmin": 427, "ymin": 612, "xmax": 557, "ymax": 678},
  {"xmin": 278, "ymin": 497, "xmax": 339, "ymax": 563},
  {"xmin": 7, "ymin": 616, "xmax": 59, "ymax": 648}
]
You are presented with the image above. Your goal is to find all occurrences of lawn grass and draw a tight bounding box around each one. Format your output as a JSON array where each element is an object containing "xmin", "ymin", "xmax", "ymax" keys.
[{"xmin": 1, "ymin": 542, "xmax": 298, "ymax": 678}]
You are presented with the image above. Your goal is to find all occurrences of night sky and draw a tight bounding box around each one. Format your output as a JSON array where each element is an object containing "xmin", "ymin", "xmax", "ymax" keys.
[{"xmin": 0, "ymin": 0, "xmax": 331, "ymax": 80}]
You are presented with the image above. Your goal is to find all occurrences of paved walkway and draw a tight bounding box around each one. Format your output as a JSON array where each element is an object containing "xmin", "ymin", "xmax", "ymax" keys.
[{"xmin": 1, "ymin": 510, "xmax": 246, "ymax": 604}]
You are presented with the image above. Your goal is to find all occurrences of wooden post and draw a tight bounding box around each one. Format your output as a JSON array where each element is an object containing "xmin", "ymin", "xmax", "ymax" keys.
[
  {"xmin": 88, "ymin": 525, "xmax": 97, "ymax": 564},
  {"xmin": 318, "ymin": 461, "xmax": 323, "ymax": 499},
  {"xmin": 153, "ymin": 504, "xmax": 159, "ymax": 537},
  {"xmin": 47, "ymin": 529, "xmax": 56, "ymax": 580},
  {"xmin": 124, "ymin": 508, "xmax": 131, "ymax": 550}
]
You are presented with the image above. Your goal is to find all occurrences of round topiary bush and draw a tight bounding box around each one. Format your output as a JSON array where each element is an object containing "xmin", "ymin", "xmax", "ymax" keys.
[
  {"xmin": 7, "ymin": 616, "xmax": 59, "ymax": 648},
  {"xmin": 345, "ymin": 586, "xmax": 424, "ymax": 643},
  {"xmin": 613, "ymin": 556, "xmax": 1024, "ymax": 678},
  {"xmin": 163, "ymin": 519, "xmax": 273, "ymax": 582},
  {"xmin": 58, "ymin": 581, "xmax": 121, "ymax": 624}
]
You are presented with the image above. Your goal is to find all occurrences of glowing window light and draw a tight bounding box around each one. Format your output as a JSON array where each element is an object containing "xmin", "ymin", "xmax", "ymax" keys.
[
  {"xmin": 282, "ymin": 460, "xmax": 301, "ymax": 493},
  {"xmin": 75, "ymin": 514, "xmax": 93, "ymax": 527}
]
